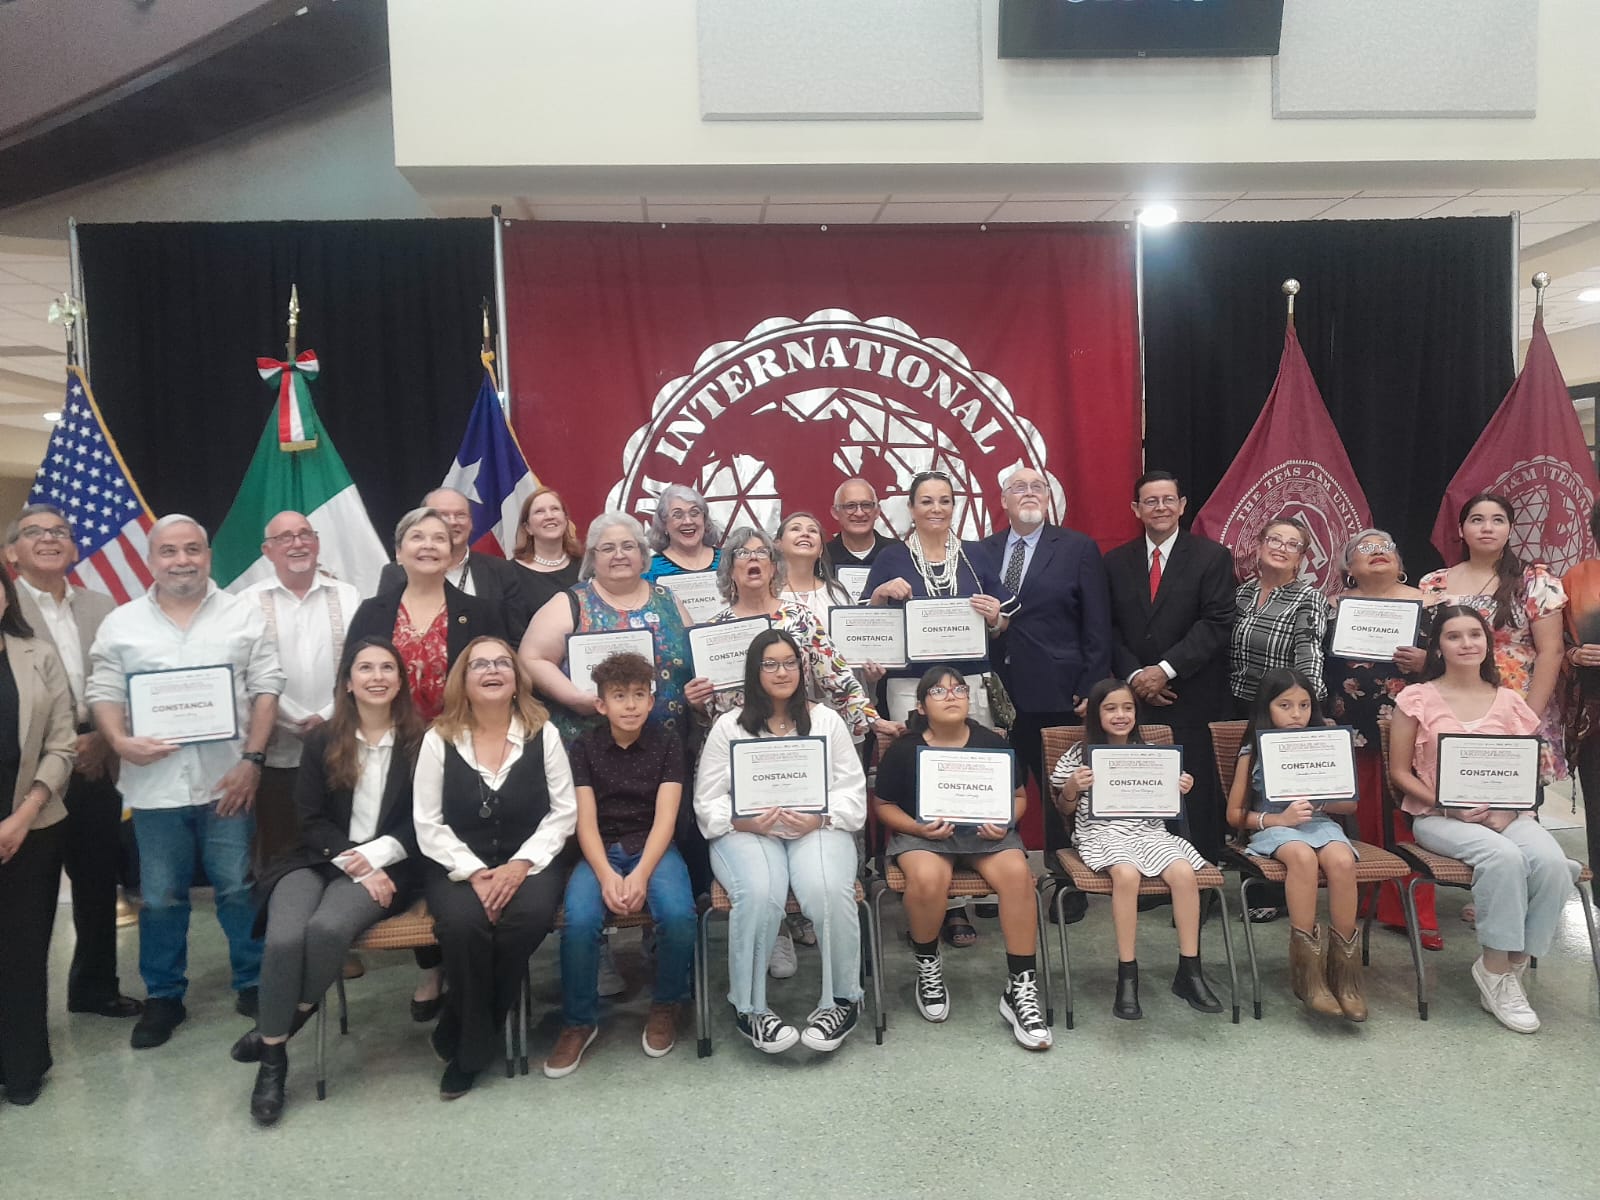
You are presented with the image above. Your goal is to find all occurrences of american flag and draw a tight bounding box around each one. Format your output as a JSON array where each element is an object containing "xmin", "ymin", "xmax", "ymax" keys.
[{"xmin": 27, "ymin": 366, "xmax": 155, "ymax": 603}]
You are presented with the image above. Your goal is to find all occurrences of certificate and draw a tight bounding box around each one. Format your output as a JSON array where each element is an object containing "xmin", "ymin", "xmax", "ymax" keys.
[
  {"xmin": 1436, "ymin": 734, "xmax": 1541, "ymax": 809},
  {"xmin": 1329, "ymin": 597, "xmax": 1423, "ymax": 661},
  {"xmin": 730, "ymin": 736, "xmax": 830, "ymax": 816},
  {"xmin": 1086, "ymin": 745, "xmax": 1183, "ymax": 820},
  {"xmin": 835, "ymin": 566, "xmax": 871, "ymax": 603},
  {"xmin": 1257, "ymin": 727, "xmax": 1357, "ymax": 805},
  {"xmin": 658, "ymin": 569, "xmax": 724, "ymax": 624},
  {"xmin": 566, "ymin": 629, "xmax": 655, "ymax": 687},
  {"xmin": 126, "ymin": 665, "xmax": 238, "ymax": 745},
  {"xmin": 689, "ymin": 616, "xmax": 771, "ymax": 690},
  {"xmin": 904, "ymin": 598, "xmax": 987, "ymax": 662},
  {"xmin": 915, "ymin": 746, "xmax": 1016, "ymax": 825},
  {"xmin": 827, "ymin": 606, "xmax": 907, "ymax": 668}
]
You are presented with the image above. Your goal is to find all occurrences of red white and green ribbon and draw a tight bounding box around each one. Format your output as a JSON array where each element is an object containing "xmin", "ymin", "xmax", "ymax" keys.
[{"xmin": 256, "ymin": 350, "xmax": 320, "ymax": 450}]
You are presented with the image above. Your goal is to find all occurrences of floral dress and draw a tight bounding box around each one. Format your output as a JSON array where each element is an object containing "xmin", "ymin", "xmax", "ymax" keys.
[
  {"xmin": 1418, "ymin": 565, "xmax": 1568, "ymax": 776},
  {"xmin": 554, "ymin": 582, "xmax": 694, "ymax": 744},
  {"xmin": 392, "ymin": 603, "xmax": 449, "ymax": 722}
]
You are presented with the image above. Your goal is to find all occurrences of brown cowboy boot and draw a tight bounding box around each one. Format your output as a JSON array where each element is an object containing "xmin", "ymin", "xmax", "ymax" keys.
[
  {"xmin": 1289, "ymin": 924, "xmax": 1342, "ymax": 1017},
  {"xmin": 1324, "ymin": 926, "xmax": 1368, "ymax": 1022}
]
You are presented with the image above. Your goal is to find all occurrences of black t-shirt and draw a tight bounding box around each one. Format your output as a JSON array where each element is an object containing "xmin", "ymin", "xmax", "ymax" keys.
[
  {"xmin": 825, "ymin": 531, "xmax": 897, "ymax": 569},
  {"xmin": 873, "ymin": 720, "xmax": 1022, "ymax": 817}
]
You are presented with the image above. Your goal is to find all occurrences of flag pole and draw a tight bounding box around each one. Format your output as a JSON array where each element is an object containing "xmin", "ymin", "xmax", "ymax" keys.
[
  {"xmin": 67, "ymin": 216, "xmax": 89, "ymax": 375},
  {"xmin": 1282, "ymin": 278, "xmax": 1300, "ymax": 329},
  {"xmin": 491, "ymin": 205, "xmax": 512, "ymax": 415},
  {"xmin": 1531, "ymin": 271, "xmax": 1550, "ymax": 322},
  {"xmin": 47, "ymin": 292, "xmax": 82, "ymax": 368},
  {"xmin": 286, "ymin": 283, "xmax": 300, "ymax": 359}
]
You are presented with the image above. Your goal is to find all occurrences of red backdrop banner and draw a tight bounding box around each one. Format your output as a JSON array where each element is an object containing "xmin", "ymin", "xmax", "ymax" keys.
[{"xmin": 503, "ymin": 223, "xmax": 1142, "ymax": 552}]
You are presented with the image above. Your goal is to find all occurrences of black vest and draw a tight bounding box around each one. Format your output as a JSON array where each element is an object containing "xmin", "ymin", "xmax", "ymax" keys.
[{"xmin": 440, "ymin": 735, "xmax": 550, "ymax": 869}]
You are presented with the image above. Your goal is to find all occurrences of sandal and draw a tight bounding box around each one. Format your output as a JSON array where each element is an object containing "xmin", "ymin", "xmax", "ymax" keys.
[
  {"xmin": 942, "ymin": 913, "xmax": 979, "ymax": 948},
  {"xmin": 1247, "ymin": 907, "xmax": 1283, "ymax": 924}
]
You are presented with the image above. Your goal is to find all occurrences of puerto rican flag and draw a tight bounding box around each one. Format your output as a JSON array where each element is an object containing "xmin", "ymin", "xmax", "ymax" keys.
[
  {"xmin": 28, "ymin": 366, "xmax": 155, "ymax": 603},
  {"xmin": 439, "ymin": 357, "xmax": 538, "ymax": 557}
]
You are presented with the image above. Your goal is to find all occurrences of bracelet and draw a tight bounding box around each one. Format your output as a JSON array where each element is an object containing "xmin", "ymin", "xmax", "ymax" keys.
[{"xmin": 1257, "ymin": 812, "xmax": 1267, "ymax": 831}]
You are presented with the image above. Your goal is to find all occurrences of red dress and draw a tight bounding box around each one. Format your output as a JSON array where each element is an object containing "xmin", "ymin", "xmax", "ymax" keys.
[{"xmin": 393, "ymin": 603, "xmax": 450, "ymax": 722}]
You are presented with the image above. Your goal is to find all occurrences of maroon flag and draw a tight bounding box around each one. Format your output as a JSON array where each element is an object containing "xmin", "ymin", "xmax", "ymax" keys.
[
  {"xmin": 1429, "ymin": 314, "xmax": 1597, "ymax": 573},
  {"xmin": 1192, "ymin": 323, "xmax": 1371, "ymax": 590}
]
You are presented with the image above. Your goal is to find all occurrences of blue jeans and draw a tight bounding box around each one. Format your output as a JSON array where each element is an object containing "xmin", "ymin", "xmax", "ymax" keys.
[
  {"xmin": 132, "ymin": 803, "xmax": 263, "ymax": 1000},
  {"xmin": 560, "ymin": 843, "xmax": 696, "ymax": 1026}
]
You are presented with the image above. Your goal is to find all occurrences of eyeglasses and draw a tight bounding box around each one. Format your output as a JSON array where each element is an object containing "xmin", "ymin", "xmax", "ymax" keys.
[
  {"xmin": 1137, "ymin": 496, "xmax": 1181, "ymax": 510},
  {"xmin": 1262, "ymin": 535, "xmax": 1306, "ymax": 553},
  {"xmin": 666, "ymin": 507, "xmax": 704, "ymax": 522},
  {"xmin": 467, "ymin": 656, "xmax": 515, "ymax": 674},
  {"xmin": 1355, "ymin": 539, "xmax": 1396, "ymax": 555},
  {"xmin": 265, "ymin": 530, "xmax": 318, "ymax": 547},
  {"xmin": 926, "ymin": 685, "xmax": 970, "ymax": 699},
  {"xmin": 731, "ymin": 548, "xmax": 773, "ymax": 561},
  {"xmin": 836, "ymin": 501, "xmax": 878, "ymax": 514},
  {"xmin": 17, "ymin": 525, "xmax": 73, "ymax": 542},
  {"xmin": 760, "ymin": 659, "xmax": 800, "ymax": 674},
  {"xmin": 1004, "ymin": 482, "xmax": 1049, "ymax": 497},
  {"xmin": 595, "ymin": 542, "xmax": 640, "ymax": 556}
]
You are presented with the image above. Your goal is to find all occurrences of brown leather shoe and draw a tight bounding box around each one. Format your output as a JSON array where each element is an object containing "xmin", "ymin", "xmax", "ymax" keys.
[
  {"xmin": 542, "ymin": 1025, "xmax": 597, "ymax": 1078},
  {"xmin": 342, "ymin": 953, "xmax": 366, "ymax": 981},
  {"xmin": 1324, "ymin": 926, "xmax": 1368, "ymax": 1022},
  {"xmin": 643, "ymin": 1003, "xmax": 678, "ymax": 1058},
  {"xmin": 1289, "ymin": 924, "xmax": 1343, "ymax": 1018}
]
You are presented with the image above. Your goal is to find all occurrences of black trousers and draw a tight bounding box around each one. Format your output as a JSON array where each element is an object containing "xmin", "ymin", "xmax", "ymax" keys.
[
  {"xmin": 252, "ymin": 766, "xmax": 300, "ymax": 873},
  {"xmin": 1167, "ymin": 724, "xmax": 1226, "ymax": 864},
  {"xmin": 0, "ymin": 820, "xmax": 66, "ymax": 1091},
  {"xmin": 1577, "ymin": 729, "xmax": 1600, "ymax": 874},
  {"xmin": 1010, "ymin": 709, "xmax": 1081, "ymax": 860},
  {"xmin": 426, "ymin": 866, "xmax": 564, "ymax": 1074},
  {"xmin": 61, "ymin": 768, "xmax": 126, "ymax": 1006}
]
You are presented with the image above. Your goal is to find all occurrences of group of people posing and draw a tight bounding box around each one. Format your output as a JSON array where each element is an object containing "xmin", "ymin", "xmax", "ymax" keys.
[{"xmin": 0, "ymin": 467, "xmax": 1591, "ymax": 1124}]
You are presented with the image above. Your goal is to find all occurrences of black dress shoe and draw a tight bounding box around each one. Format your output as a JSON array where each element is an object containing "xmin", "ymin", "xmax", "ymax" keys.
[
  {"xmin": 1049, "ymin": 890, "xmax": 1089, "ymax": 925},
  {"xmin": 249, "ymin": 1044, "xmax": 288, "ymax": 1126},
  {"xmin": 1113, "ymin": 960, "xmax": 1142, "ymax": 1020},
  {"xmin": 1171, "ymin": 958, "xmax": 1224, "ymax": 1014},
  {"xmin": 68, "ymin": 994, "xmax": 144, "ymax": 1018},
  {"xmin": 439, "ymin": 1061, "xmax": 477, "ymax": 1101},
  {"xmin": 235, "ymin": 987, "xmax": 259, "ymax": 1018},
  {"xmin": 6, "ymin": 1079, "xmax": 44, "ymax": 1106},
  {"xmin": 130, "ymin": 997, "xmax": 187, "ymax": 1049},
  {"xmin": 411, "ymin": 994, "xmax": 446, "ymax": 1023},
  {"xmin": 232, "ymin": 1006, "xmax": 318, "ymax": 1063}
]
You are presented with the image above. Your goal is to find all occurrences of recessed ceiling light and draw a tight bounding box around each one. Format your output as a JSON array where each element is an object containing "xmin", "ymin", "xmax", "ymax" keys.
[
  {"xmin": 42, "ymin": 410, "xmax": 61, "ymax": 422},
  {"xmin": 1578, "ymin": 288, "xmax": 1600, "ymax": 303},
  {"xmin": 1137, "ymin": 204, "xmax": 1177, "ymax": 228}
]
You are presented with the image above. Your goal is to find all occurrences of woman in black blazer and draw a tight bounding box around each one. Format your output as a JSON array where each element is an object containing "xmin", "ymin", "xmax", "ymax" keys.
[{"xmin": 233, "ymin": 637, "xmax": 425, "ymax": 1126}]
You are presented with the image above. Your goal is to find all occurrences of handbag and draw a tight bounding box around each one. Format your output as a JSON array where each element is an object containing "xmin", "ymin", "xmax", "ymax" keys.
[{"xmin": 983, "ymin": 671, "xmax": 1017, "ymax": 731}]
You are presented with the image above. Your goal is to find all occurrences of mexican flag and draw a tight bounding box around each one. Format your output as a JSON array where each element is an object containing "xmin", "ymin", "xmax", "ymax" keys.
[{"xmin": 212, "ymin": 351, "xmax": 388, "ymax": 596}]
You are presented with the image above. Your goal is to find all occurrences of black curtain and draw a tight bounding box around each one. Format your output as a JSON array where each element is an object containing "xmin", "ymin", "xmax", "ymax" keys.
[
  {"xmin": 1141, "ymin": 217, "xmax": 1515, "ymax": 575},
  {"xmin": 77, "ymin": 219, "xmax": 496, "ymax": 541}
]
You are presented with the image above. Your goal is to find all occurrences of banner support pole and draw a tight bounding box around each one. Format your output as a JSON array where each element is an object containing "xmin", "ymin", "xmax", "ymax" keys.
[
  {"xmin": 1510, "ymin": 211, "xmax": 1522, "ymax": 373},
  {"xmin": 1134, "ymin": 218, "xmax": 1147, "ymax": 466},
  {"xmin": 492, "ymin": 205, "xmax": 511, "ymax": 416},
  {"xmin": 68, "ymin": 217, "xmax": 89, "ymax": 376}
]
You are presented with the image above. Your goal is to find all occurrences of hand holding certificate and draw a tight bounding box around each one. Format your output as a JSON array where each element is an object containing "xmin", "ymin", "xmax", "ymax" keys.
[
  {"xmin": 1436, "ymin": 734, "xmax": 1541, "ymax": 809},
  {"xmin": 1257, "ymin": 728, "xmax": 1356, "ymax": 806},
  {"xmin": 827, "ymin": 606, "xmax": 906, "ymax": 668},
  {"xmin": 904, "ymin": 598, "xmax": 987, "ymax": 662},
  {"xmin": 1086, "ymin": 746, "xmax": 1183, "ymax": 820},
  {"xmin": 1329, "ymin": 597, "xmax": 1423, "ymax": 661},
  {"xmin": 915, "ymin": 746, "xmax": 1016, "ymax": 826},
  {"xmin": 127, "ymin": 665, "xmax": 239, "ymax": 746},
  {"xmin": 730, "ymin": 737, "xmax": 830, "ymax": 816},
  {"xmin": 689, "ymin": 617, "xmax": 771, "ymax": 690}
]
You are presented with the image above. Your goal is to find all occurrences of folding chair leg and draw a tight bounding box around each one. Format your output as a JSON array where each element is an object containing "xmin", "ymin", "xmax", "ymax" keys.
[
  {"xmin": 1239, "ymin": 877, "xmax": 1263, "ymax": 1020},
  {"xmin": 1576, "ymin": 882, "xmax": 1600, "ymax": 1010},
  {"xmin": 337, "ymin": 976, "xmax": 349, "ymax": 1036},
  {"xmin": 870, "ymin": 887, "xmax": 889, "ymax": 1042},
  {"xmin": 1359, "ymin": 883, "xmax": 1377, "ymax": 966},
  {"xmin": 315, "ymin": 988, "xmax": 329, "ymax": 1101},
  {"xmin": 1051, "ymin": 883, "xmax": 1075, "ymax": 1031},
  {"xmin": 520, "ymin": 962, "xmax": 531, "ymax": 1075},
  {"xmin": 1033, "ymin": 886, "xmax": 1054, "ymax": 1027},
  {"xmin": 1210, "ymin": 887, "xmax": 1241, "ymax": 1025},
  {"xmin": 1403, "ymin": 876, "xmax": 1429, "ymax": 1021},
  {"xmin": 858, "ymin": 898, "xmax": 884, "ymax": 1046},
  {"xmin": 695, "ymin": 910, "xmax": 713, "ymax": 1058}
]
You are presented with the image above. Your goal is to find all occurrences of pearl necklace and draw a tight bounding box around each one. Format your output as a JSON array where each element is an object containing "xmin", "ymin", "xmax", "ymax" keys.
[
  {"xmin": 908, "ymin": 531, "xmax": 962, "ymax": 598},
  {"xmin": 532, "ymin": 552, "xmax": 569, "ymax": 568}
]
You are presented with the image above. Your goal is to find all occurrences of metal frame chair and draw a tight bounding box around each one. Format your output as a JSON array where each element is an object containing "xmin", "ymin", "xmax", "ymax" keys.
[
  {"xmin": 1209, "ymin": 720, "xmax": 1413, "ymax": 1019},
  {"xmin": 1377, "ymin": 720, "xmax": 1600, "ymax": 1020},
  {"xmin": 1038, "ymin": 724, "xmax": 1240, "ymax": 1027}
]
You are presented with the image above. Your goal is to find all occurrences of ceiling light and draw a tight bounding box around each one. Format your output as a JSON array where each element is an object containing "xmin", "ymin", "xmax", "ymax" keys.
[
  {"xmin": 42, "ymin": 410, "xmax": 61, "ymax": 422},
  {"xmin": 1137, "ymin": 204, "xmax": 1177, "ymax": 228},
  {"xmin": 1578, "ymin": 288, "xmax": 1600, "ymax": 303}
]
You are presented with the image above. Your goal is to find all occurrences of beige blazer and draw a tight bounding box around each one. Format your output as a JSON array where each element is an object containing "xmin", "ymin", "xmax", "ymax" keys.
[
  {"xmin": 14, "ymin": 581, "xmax": 115, "ymax": 683},
  {"xmin": 5, "ymin": 634, "xmax": 76, "ymax": 829}
]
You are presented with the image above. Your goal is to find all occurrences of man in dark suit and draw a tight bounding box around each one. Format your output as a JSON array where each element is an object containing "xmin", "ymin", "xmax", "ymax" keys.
[
  {"xmin": 377, "ymin": 488, "xmax": 532, "ymax": 639},
  {"xmin": 1104, "ymin": 470, "xmax": 1236, "ymax": 861},
  {"xmin": 5, "ymin": 503, "xmax": 142, "ymax": 1018},
  {"xmin": 981, "ymin": 468, "xmax": 1112, "ymax": 904}
]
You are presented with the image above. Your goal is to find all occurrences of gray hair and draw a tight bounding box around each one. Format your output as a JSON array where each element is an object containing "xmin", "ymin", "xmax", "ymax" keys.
[
  {"xmin": 832, "ymin": 477, "xmax": 878, "ymax": 506},
  {"xmin": 1340, "ymin": 527, "xmax": 1405, "ymax": 575},
  {"xmin": 647, "ymin": 484, "xmax": 722, "ymax": 552},
  {"xmin": 580, "ymin": 512, "xmax": 653, "ymax": 582},
  {"xmin": 148, "ymin": 513, "xmax": 209, "ymax": 547},
  {"xmin": 5, "ymin": 502, "xmax": 71, "ymax": 546},
  {"xmin": 393, "ymin": 506, "xmax": 448, "ymax": 552},
  {"xmin": 716, "ymin": 525, "xmax": 788, "ymax": 604}
]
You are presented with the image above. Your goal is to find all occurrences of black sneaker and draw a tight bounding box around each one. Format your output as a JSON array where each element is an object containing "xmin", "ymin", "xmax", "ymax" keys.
[
  {"xmin": 1000, "ymin": 971, "xmax": 1052, "ymax": 1051},
  {"xmin": 235, "ymin": 987, "xmax": 259, "ymax": 1018},
  {"xmin": 735, "ymin": 1010, "xmax": 799, "ymax": 1054},
  {"xmin": 799, "ymin": 1001, "xmax": 860, "ymax": 1052},
  {"xmin": 131, "ymin": 997, "xmax": 187, "ymax": 1049},
  {"xmin": 913, "ymin": 953, "xmax": 950, "ymax": 1023}
]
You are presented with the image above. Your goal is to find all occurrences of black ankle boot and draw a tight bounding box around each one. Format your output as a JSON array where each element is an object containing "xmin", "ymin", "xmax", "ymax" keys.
[
  {"xmin": 250, "ymin": 1043, "xmax": 288, "ymax": 1126},
  {"xmin": 1171, "ymin": 955, "xmax": 1223, "ymax": 1013},
  {"xmin": 1113, "ymin": 960, "xmax": 1141, "ymax": 1020},
  {"xmin": 232, "ymin": 1004, "xmax": 317, "ymax": 1063}
]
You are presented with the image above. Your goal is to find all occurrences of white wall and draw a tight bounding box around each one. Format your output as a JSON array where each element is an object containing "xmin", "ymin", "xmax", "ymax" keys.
[{"xmin": 388, "ymin": 0, "xmax": 1599, "ymax": 171}]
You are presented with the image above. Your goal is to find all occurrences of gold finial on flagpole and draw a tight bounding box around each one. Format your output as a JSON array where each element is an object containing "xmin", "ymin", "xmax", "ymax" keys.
[
  {"xmin": 47, "ymin": 293, "xmax": 83, "ymax": 366},
  {"xmin": 1532, "ymin": 271, "xmax": 1551, "ymax": 321},
  {"xmin": 1282, "ymin": 278, "xmax": 1301, "ymax": 328},
  {"xmin": 286, "ymin": 284, "xmax": 300, "ymax": 359}
]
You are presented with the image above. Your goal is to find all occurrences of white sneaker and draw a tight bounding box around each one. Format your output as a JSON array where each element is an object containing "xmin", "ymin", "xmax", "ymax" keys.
[
  {"xmin": 1472, "ymin": 957, "xmax": 1540, "ymax": 1033},
  {"xmin": 913, "ymin": 953, "xmax": 949, "ymax": 1022},
  {"xmin": 597, "ymin": 938, "xmax": 626, "ymax": 998},
  {"xmin": 768, "ymin": 931, "xmax": 798, "ymax": 979}
]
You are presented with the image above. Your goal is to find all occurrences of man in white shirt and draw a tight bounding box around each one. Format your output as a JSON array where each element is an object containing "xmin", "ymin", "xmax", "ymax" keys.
[
  {"xmin": 5, "ymin": 503, "xmax": 141, "ymax": 1018},
  {"xmin": 242, "ymin": 511, "xmax": 361, "ymax": 866},
  {"xmin": 88, "ymin": 515, "xmax": 285, "ymax": 1049}
]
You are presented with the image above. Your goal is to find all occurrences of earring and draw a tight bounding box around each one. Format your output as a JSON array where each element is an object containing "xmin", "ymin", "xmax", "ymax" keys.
[
  {"xmin": 1398, "ymin": 571, "xmax": 1409, "ymax": 583},
  {"xmin": 1344, "ymin": 573, "xmax": 1356, "ymax": 588}
]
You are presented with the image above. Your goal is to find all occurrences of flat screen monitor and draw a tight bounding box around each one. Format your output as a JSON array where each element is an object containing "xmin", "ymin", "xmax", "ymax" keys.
[{"xmin": 999, "ymin": 0, "xmax": 1286, "ymax": 59}]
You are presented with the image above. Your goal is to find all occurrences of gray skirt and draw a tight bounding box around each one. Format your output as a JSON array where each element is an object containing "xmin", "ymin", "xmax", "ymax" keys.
[{"xmin": 887, "ymin": 827, "xmax": 1026, "ymax": 860}]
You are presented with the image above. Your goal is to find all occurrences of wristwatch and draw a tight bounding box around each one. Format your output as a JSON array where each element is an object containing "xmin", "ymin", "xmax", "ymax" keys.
[{"xmin": 241, "ymin": 751, "xmax": 266, "ymax": 767}]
